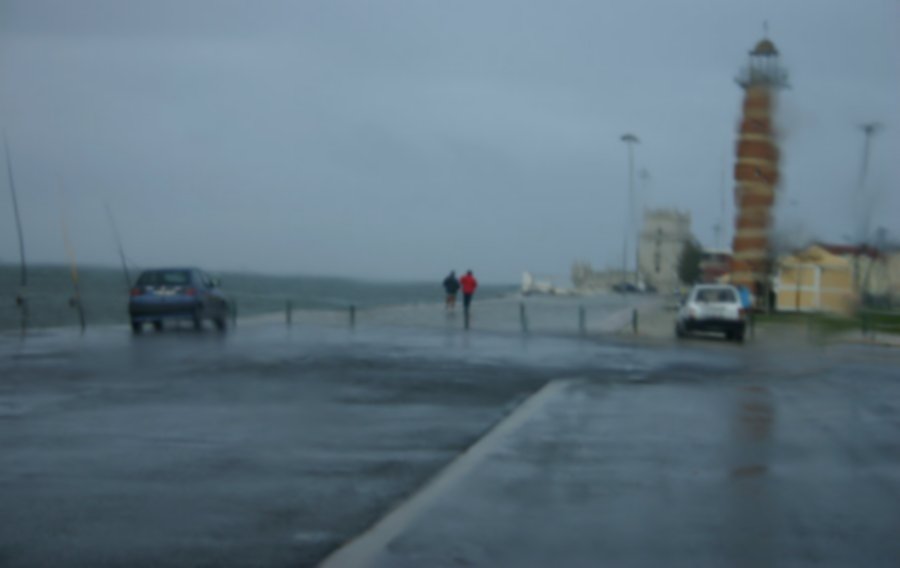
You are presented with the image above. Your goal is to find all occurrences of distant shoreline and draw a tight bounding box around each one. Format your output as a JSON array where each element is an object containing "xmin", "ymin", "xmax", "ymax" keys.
[{"xmin": 0, "ymin": 262, "xmax": 517, "ymax": 288}]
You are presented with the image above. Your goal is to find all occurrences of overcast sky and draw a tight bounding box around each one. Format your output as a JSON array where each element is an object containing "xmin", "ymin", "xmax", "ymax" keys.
[{"xmin": 1, "ymin": 0, "xmax": 898, "ymax": 283}]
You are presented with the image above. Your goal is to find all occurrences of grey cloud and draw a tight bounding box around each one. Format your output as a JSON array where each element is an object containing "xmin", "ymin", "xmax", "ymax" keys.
[{"xmin": 1, "ymin": 0, "xmax": 898, "ymax": 282}]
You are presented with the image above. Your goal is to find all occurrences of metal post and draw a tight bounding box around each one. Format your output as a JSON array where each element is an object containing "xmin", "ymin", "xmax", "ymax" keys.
[
  {"xmin": 579, "ymin": 306, "xmax": 586, "ymax": 335},
  {"xmin": 632, "ymin": 308, "xmax": 638, "ymax": 335},
  {"xmin": 349, "ymin": 305, "xmax": 356, "ymax": 328},
  {"xmin": 286, "ymin": 300, "xmax": 293, "ymax": 326},
  {"xmin": 519, "ymin": 302, "xmax": 528, "ymax": 334}
]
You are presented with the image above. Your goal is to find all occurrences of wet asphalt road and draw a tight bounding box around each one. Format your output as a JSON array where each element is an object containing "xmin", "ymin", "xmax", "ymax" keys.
[{"xmin": 1, "ymin": 322, "xmax": 898, "ymax": 567}]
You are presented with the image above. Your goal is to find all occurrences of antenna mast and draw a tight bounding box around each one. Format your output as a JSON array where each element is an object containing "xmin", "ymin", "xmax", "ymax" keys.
[
  {"xmin": 4, "ymin": 134, "xmax": 27, "ymax": 288},
  {"xmin": 4, "ymin": 133, "xmax": 29, "ymax": 333},
  {"xmin": 105, "ymin": 202, "xmax": 132, "ymax": 290}
]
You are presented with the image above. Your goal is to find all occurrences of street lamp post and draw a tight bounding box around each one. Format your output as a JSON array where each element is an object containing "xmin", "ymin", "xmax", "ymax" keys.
[
  {"xmin": 858, "ymin": 122, "xmax": 882, "ymax": 245},
  {"xmin": 857, "ymin": 122, "xmax": 884, "ymax": 304},
  {"xmin": 621, "ymin": 133, "xmax": 640, "ymax": 284}
]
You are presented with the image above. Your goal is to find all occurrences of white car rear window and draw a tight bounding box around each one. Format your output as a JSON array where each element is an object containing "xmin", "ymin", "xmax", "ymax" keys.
[{"xmin": 695, "ymin": 288, "xmax": 736, "ymax": 303}]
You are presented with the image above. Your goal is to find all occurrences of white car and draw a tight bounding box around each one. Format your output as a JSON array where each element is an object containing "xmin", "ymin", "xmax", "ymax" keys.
[{"xmin": 675, "ymin": 284, "xmax": 748, "ymax": 342}]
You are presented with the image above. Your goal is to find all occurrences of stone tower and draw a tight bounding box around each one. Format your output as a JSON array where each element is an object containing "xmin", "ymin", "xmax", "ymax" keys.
[
  {"xmin": 637, "ymin": 209, "xmax": 692, "ymax": 292},
  {"xmin": 731, "ymin": 38, "xmax": 788, "ymax": 293}
]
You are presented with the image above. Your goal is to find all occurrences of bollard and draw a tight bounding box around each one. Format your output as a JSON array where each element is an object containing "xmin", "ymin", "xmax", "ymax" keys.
[
  {"xmin": 519, "ymin": 302, "xmax": 529, "ymax": 334},
  {"xmin": 579, "ymin": 306, "xmax": 586, "ymax": 335},
  {"xmin": 349, "ymin": 304, "xmax": 356, "ymax": 328},
  {"xmin": 286, "ymin": 300, "xmax": 293, "ymax": 327},
  {"xmin": 632, "ymin": 308, "xmax": 638, "ymax": 335}
]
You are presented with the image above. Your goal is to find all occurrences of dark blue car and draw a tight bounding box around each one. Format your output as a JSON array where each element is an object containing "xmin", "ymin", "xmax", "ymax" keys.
[{"xmin": 128, "ymin": 268, "xmax": 229, "ymax": 333}]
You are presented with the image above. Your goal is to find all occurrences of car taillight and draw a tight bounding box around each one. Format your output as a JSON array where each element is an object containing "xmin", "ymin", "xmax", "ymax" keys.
[
  {"xmin": 185, "ymin": 287, "xmax": 197, "ymax": 297},
  {"xmin": 130, "ymin": 288, "xmax": 142, "ymax": 297}
]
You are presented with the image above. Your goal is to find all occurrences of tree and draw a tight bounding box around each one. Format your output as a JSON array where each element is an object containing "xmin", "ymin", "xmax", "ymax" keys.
[{"xmin": 677, "ymin": 239, "xmax": 703, "ymax": 285}]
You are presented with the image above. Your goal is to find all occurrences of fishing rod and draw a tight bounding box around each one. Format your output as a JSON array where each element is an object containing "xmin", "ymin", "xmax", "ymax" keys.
[
  {"xmin": 60, "ymin": 186, "xmax": 86, "ymax": 333},
  {"xmin": 104, "ymin": 202, "xmax": 132, "ymax": 291},
  {"xmin": 3, "ymin": 132, "xmax": 28, "ymax": 334}
]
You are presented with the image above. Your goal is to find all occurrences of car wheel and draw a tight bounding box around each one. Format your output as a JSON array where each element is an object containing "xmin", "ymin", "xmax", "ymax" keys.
[
  {"xmin": 131, "ymin": 320, "xmax": 142, "ymax": 334},
  {"xmin": 214, "ymin": 316, "xmax": 226, "ymax": 331},
  {"xmin": 153, "ymin": 321, "xmax": 163, "ymax": 332},
  {"xmin": 725, "ymin": 331, "xmax": 735, "ymax": 341},
  {"xmin": 735, "ymin": 331, "xmax": 745, "ymax": 343}
]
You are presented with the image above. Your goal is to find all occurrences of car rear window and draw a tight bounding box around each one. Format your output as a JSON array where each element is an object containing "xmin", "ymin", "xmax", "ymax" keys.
[
  {"xmin": 136, "ymin": 270, "xmax": 192, "ymax": 287},
  {"xmin": 695, "ymin": 288, "xmax": 736, "ymax": 303}
]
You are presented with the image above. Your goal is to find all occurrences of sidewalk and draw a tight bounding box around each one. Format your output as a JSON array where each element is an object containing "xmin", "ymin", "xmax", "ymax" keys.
[{"xmin": 323, "ymin": 375, "xmax": 900, "ymax": 567}]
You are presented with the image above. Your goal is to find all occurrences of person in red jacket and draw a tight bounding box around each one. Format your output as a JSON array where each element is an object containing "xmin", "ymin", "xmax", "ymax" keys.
[{"xmin": 459, "ymin": 270, "xmax": 478, "ymax": 313}]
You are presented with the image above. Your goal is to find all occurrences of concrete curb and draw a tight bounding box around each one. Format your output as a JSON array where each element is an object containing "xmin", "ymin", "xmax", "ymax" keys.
[
  {"xmin": 318, "ymin": 379, "xmax": 574, "ymax": 568},
  {"xmin": 836, "ymin": 336, "xmax": 900, "ymax": 349}
]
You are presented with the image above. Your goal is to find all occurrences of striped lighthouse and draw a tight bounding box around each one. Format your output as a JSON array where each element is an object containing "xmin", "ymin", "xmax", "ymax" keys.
[{"xmin": 731, "ymin": 38, "xmax": 788, "ymax": 296}]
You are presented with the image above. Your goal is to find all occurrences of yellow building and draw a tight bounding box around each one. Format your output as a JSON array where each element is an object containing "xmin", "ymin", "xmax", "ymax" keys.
[
  {"xmin": 776, "ymin": 245, "xmax": 855, "ymax": 314},
  {"xmin": 775, "ymin": 244, "xmax": 890, "ymax": 314}
]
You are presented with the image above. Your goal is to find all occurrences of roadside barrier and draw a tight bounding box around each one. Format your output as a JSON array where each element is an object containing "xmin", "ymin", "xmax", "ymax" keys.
[
  {"xmin": 262, "ymin": 296, "xmax": 648, "ymax": 337},
  {"xmin": 16, "ymin": 289, "xmax": 900, "ymax": 343},
  {"xmin": 6, "ymin": 292, "xmax": 660, "ymax": 339}
]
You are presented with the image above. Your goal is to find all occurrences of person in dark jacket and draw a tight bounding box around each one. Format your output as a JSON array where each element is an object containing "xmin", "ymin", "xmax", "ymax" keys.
[
  {"xmin": 459, "ymin": 270, "xmax": 478, "ymax": 313},
  {"xmin": 443, "ymin": 271, "xmax": 460, "ymax": 311}
]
